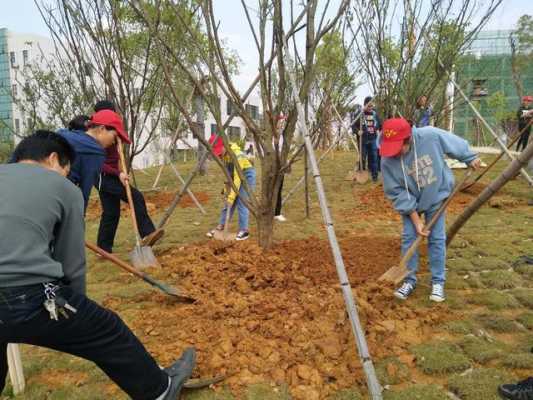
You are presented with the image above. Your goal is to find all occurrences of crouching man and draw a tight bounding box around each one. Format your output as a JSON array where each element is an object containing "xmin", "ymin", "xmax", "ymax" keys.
[
  {"xmin": 380, "ymin": 118, "xmax": 480, "ymax": 302},
  {"xmin": 0, "ymin": 131, "xmax": 195, "ymax": 399}
]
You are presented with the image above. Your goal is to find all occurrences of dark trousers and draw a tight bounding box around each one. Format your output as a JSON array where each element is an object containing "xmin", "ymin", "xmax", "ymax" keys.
[
  {"xmin": 0, "ymin": 284, "xmax": 167, "ymax": 399},
  {"xmin": 97, "ymin": 174, "xmax": 155, "ymax": 253},
  {"xmin": 362, "ymin": 140, "xmax": 378, "ymax": 179},
  {"xmin": 516, "ymin": 130, "xmax": 531, "ymax": 152},
  {"xmin": 275, "ymin": 176, "xmax": 285, "ymax": 216}
]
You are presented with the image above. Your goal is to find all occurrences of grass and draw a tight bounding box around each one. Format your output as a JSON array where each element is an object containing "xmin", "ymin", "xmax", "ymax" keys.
[
  {"xmin": 467, "ymin": 289, "xmax": 521, "ymax": 310},
  {"xmin": 448, "ymin": 368, "xmax": 515, "ymax": 400},
  {"xmin": 478, "ymin": 270, "xmax": 522, "ymax": 290},
  {"xmin": 458, "ymin": 335, "xmax": 506, "ymax": 364},
  {"xmin": 475, "ymin": 314, "xmax": 521, "ymax": 333},
  {"xmin": 512, "ymin": 289, "xmax": 533, "ymax": 308},
  {"xmin": 411, "ymin": 342, "xmax": 471, "ymax": 375},
  {"xmin": 5, "ymin": 150, "xmax": 533, "ymax": 399},
  {"xmin": 382, "ymin": 385, "xmax": 449, "ymax": 400},
  {"xmin": 517, "ymin": 312, "xmax": 533, "ymax": 330}
]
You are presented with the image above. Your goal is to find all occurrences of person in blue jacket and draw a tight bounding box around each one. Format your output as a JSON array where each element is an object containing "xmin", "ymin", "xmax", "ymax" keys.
[
  {"xmin": 57, "ymin": 115, "xmax": 108, "ymax": 210},
  {"xmin": 362, "ymin": 96, "xmax": 381, "ymax": 181},
  {"xmin": 380, "ymin": 118, "xmax": 481, "ymax": 302}
]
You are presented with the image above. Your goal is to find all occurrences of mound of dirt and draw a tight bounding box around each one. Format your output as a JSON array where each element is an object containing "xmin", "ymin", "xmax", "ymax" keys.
[
  {"xmin": 103, "ymin": 235, "xmax": 453, "ymax": 399},
  {"xmin": 85, "ymin": 191, "xmax": 210, "ymax": 220}
]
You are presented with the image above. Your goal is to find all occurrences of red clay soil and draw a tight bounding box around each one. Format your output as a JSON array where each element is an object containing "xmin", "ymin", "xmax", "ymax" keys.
[
  {"xmin": 103, "ymin": 235, "xmax": 453, "ymax": 399},
  {"xmin": 351, "ymin": 182, "xmax": 506, "ymax": 220},
  {"xmin": 85, "ymin": 191, "xmax": 209, "ymax": 220}
]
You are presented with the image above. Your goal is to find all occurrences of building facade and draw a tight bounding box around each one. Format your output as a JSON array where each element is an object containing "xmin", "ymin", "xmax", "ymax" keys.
[
  {"xmin": 453, "ymin": 29, "xmax": 533, "ymax": 141},
  {"xmin": 0, "ymin": 29, "xmax": 55, "ymax": 143}
]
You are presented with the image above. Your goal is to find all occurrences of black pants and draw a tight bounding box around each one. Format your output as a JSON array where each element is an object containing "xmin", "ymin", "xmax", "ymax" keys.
[
  {"xmin": 516, "ymin": 130, "xmax": 531, "ymax": 152},
  {"xmin": 97, "ymin": 174, "xmax": 155, "ymax": 253},
  {"xmin": 275, "ymin": 176, "xmax": 285, "ymax": 217},
  {"xmin": 0, "ymin": 284, "xmax": 167, "ymax": 399}
]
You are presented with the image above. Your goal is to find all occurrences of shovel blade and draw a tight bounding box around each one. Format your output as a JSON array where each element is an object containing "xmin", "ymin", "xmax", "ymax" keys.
[
  {"xmin": 213, "ymin": 230, "xmax": 236, "ymax": 242},
  {"xmin": 378, "ymin": 265, "xmax": 409, "ymax": 285},
  {"xmin": 354, "ymin": 170, "xmax": 369, "ymax": 184},
  {"xmin": 130, "ymin": 246, "xmax": 161, "ymax": 270},
  {"xmin": 345, "ymin": 171, "xmax": 357, "ymax": 181}
]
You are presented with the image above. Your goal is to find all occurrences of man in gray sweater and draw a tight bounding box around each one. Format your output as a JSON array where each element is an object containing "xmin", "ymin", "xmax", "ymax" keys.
[{"xmin": 0, "ymin": 131, "xmax": 195, "ymax": 400}]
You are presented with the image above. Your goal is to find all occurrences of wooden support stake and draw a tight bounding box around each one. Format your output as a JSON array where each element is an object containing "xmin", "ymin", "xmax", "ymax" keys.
[{"xmin": 7, "ymin": 344, "xmax": 25, "ymax": 395}]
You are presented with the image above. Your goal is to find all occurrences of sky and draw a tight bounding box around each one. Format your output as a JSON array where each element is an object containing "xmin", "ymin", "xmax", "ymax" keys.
[{"xmin": 2, "ymin": 0, "xmax": 533, "ymax": 101}]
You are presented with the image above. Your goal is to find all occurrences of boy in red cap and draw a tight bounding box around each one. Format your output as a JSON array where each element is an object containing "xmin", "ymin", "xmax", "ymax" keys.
[
  {"xmin": 91, "ymin": 104, "xmax": 164, "ymax": 253},
  {"xmin": 517, "ymin": 96, "xmax": 533, "ymax": 152},
  {"xmin": 380, "ymin": 118, "xmax": 480, "ymax": 302},
  {"xmin": 206, "ymin": 134, "xmax": 256, "ymax": 241}
]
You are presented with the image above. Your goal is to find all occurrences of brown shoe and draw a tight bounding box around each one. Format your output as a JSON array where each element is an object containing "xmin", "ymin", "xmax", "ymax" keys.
[{"xmin": 142, "ymin": 228, "xmax": 165, "ymax": 247}]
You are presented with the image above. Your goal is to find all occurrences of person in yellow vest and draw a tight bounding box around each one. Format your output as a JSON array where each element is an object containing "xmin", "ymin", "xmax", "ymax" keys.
[{"xmin": 206, "ymin": 135, "xmax": 256, "ymax": 241}]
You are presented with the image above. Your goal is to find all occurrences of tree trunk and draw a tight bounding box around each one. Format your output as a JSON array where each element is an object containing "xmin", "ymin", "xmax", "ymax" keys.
[
  {"xmin": 447, "ymin": 140, "xmax": 533, "ymax": 245},
  {"xmin": 256, "ymin": 205, "xmax": 274, "ymax": 249}
]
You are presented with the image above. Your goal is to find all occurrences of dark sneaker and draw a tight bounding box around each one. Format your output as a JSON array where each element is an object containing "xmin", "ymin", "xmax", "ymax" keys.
[
  {"xmin": 498, "ymin": 377, "xmax": 533, "ymax": 400},
  {"xmin": 142, "ymin": 228, "xmax": 165, "ymax": 247},
  {"xmin": 394, "ymin": 281, "xmax": 416, "ymax": 300},
  {"xmin": 235, "ymin": 231, "xmax": 250, "ymax": 241},
  {"xmin": 163, "ymin": 347, "xmax": 196, "ymax": 400}
]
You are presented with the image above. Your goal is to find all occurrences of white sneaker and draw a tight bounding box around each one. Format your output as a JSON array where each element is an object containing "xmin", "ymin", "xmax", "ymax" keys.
[
  {"xmin": 274, "ymin": 215, "xmax": 287, "ymax": 222},
  {"xmin": 394, "ymin": 282, "xmax": 416, "ymax": 300},
  {"xmin": 429, "ymin": 283, "xmax": 445, "ymax": 302}
]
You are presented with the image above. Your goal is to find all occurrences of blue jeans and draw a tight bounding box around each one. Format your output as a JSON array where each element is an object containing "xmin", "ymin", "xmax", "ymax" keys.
[
  {"xmin": 401, "ymin": 205, "xmax": 446, "ymax": 285},
  {"xmin": 219, "ymin": 168, "xmax": 256, "ymax": 231},
  {"xmin": 362, "ymin": 140, "xmax": 378, "ymax": 179}
]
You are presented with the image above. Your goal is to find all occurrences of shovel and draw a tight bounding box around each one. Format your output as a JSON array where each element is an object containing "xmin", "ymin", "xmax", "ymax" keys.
[
  {"xmin": 379, "ymin": 169, "xmax": 473, "ymax": 285},
  {"xmin": 354, "ymin": 131, "xmax": 369, "ymax": 184},
  {"xmin": 117, "ymin": 139, "xmax": 161, "ymax": 269},
  {"xmin": 86, "ymin": 242, "xmax": 195, "ymax": 302},
  {"xmin": 214, "ymin": 196, "xmax": 236, "ymax": 241}
]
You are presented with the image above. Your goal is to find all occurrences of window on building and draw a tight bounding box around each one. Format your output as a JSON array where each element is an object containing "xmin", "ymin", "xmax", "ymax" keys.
[
  {"xmin": 14, "ymin": 119, "xmax": 20, "ymax": 134},
  {"xmin": 210, "ymin": 123, "xmax": 218, "ymax": 135},
  {"xmin": 22, "ymin": 50, "xmax": 29, "ymax": 66},
  {"xmin": 84, "ymin": 62, "xmax": 92, "ymax": 77},
  {"xmin": 246, "ymin": 104, "xmax": 259, "ymax": 120},
  {"xmin": 228, "ymin": 126, "xmax": 241, "ymax": 140},
  {"xmin": 9, "ymin": 52, "xmax": 16, "ymax": 67},
  {"xmin": 226, "ymin": 99, "xmax": 234, "ymax": 116},
  {"xmin": 12, "ymin": 84, "xmax": 17, "ymax": 97}
]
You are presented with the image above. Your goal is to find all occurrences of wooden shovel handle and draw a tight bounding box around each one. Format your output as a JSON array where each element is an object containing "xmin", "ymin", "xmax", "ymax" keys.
[
  {"xmin": 117, "ymin": 139, "xmax": 142, "ymax": 245},
  {"xmin": 398, "ymin": 168, "xmax": 474, "ymax": 268},
  {"xmin": 86, "ymin": 241, "xmax": 143, "ymax": 279}
]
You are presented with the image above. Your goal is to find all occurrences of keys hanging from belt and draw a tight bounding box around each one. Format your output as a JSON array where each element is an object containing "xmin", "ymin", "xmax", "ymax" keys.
[{"xmin": 42, "ymin": 283, "xmax": 77, "ymax": 321}]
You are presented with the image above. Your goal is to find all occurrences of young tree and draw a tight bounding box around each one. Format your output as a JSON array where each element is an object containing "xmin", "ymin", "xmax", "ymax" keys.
[
  {"xmin": 131, "ymin": 0, "xmax": 349, "ymax": 249},
  {"xmin": 510, "ymin": 14, "xmax": 533, "ymax": 99},
  {"xmin": 34, "ymin": 0, "xmax": 202, "ymax": 164},
  {"xmin": 350, "ymin": 0, "xmax": 503, "ymax": 122}
]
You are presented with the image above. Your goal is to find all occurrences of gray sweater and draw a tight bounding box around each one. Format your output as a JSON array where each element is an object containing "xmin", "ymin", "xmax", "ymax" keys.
[{"xmin": 0, "ymin": 163, "xmax": 86, "ymax": 294}]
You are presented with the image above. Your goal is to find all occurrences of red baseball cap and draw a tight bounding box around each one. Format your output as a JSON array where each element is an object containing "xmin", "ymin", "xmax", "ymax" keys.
[
  {"xmin": 89, "ymin": 110, "xmax": 131, "ymax": 144},
  {"xmin": 522, "ymin": 95, "xmax": 533, "ymax": 102},
  {"xmin": 379, "ymin": 118, "xmax": 412, "ymax": 157},
  {"xmin": 209, "ymin": 133, "xmax": 224, "ymax": 157}
]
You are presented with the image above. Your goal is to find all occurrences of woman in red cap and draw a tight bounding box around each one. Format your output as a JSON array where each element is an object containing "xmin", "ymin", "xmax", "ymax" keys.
[
  {"xmin": 91, "ymin": 104, "xmax": 164, "ymax": 253},
  {"xmin": 380, "ymin": 118, "xmax": 480, "ymax": 302}
]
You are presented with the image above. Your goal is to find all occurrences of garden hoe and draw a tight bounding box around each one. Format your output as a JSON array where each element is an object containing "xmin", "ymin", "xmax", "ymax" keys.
[
  {"xmin": 354, "ymin": 131, "xmax": 369, "ymax": 184},
  {"xmin": 86, "ymin": 242, "xmax": 195, "ymax": 303},
  {"xmin": 117, "ymin": 139, "xmax": 161, "ymax": 269},
  {"xmin": 379, "ymin": 169, "xmax": 473, "ymax": 285}
]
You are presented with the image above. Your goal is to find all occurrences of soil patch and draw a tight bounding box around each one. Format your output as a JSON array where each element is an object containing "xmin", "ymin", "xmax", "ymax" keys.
[
  {"xmin": 86, "ymin": 191, "xmax": 210, "ymax": 220},
  {"xmin": 103, "ymin": 235, "xmax": 454, "ymax": 399}
]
